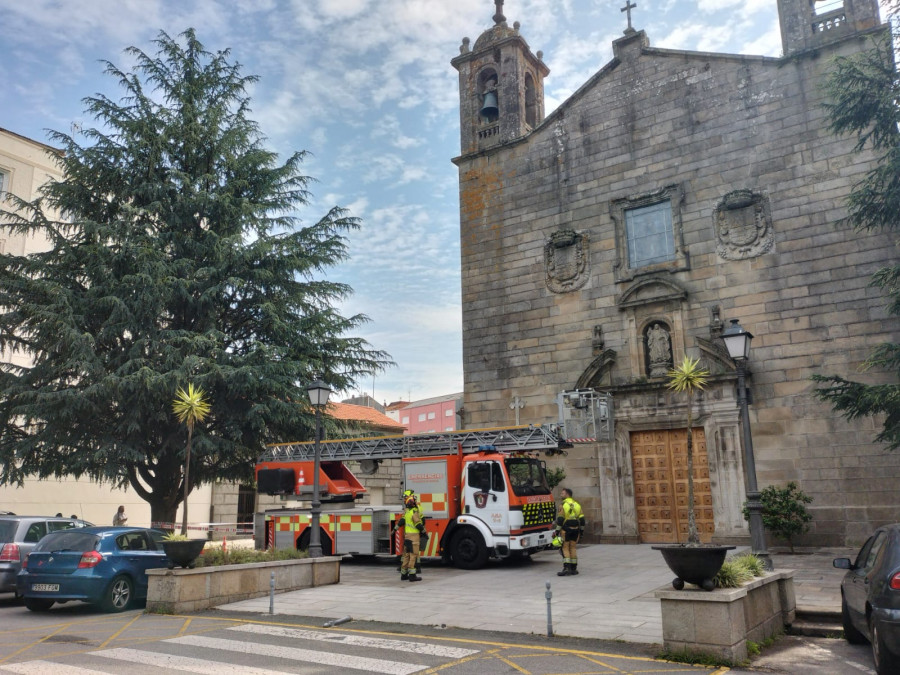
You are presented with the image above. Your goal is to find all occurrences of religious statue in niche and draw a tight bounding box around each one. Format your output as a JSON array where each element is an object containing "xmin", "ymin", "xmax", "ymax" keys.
[
  {"xmin": 545, "ymin": 229, "xmax": 590, "ymax": 293},
  {"xmin": 645, "ymin": 322, "xmax": 672, "ymax": 378},
  {"xmin": 714, "ymin": 189, "xmax": 774, "ymax": 260}
]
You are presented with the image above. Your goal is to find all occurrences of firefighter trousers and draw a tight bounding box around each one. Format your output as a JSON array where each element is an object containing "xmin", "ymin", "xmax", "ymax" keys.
[{"xmin": 401, "ymin": 531, "xmax": 421, "ymax": 574}]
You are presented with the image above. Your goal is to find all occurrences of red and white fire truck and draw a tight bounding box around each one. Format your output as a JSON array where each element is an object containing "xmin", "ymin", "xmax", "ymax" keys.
[{"xmin": 253, "ymin": 425, "xmax": 567, "ymax": 569}]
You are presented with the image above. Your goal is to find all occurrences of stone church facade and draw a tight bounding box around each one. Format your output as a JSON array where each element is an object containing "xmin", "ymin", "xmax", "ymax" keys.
[{"xmin": 451, "ymin": 0, "xmax": 897, "ymax": 547}]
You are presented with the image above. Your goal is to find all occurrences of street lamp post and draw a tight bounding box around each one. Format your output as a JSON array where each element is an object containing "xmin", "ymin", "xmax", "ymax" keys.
[
  {"xmin": 306, "ymin": 378, "xmax": 332, "ymax": 558},
  {"xmin": 721, "ymin": 319, "xmax": 773, "ymax": 570}
]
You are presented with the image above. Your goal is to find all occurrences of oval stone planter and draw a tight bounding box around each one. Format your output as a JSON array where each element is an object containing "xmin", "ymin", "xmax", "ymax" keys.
[
  {"xmin": 162, "ymin": 539, "xmax": 207, "ymax": 569},
  {"xmin": 653, "ymin": 544, "xmax": 735, "ymax": 591}
]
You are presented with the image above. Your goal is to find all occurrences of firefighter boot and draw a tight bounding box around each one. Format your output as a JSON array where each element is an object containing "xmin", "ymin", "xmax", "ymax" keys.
[
  {"xmin": 400, "ymin": 571, "xmax": 408, "ymax": 581},
  {"xmin": 557, "ymin": 563, "xmax": 572, "ymax": 577},
  {"xmin": 570, "ymin": 563, "xmax": 579, "ymax": 575},
  {"xmin": 407, "ymin": 573, "xmax": 422, "ymax": 582}
]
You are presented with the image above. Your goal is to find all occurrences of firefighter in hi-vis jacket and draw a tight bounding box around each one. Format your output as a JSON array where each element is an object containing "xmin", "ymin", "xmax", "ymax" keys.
[
  {"xmin": 555, "ymin": 487, "xmax": 586, "ymax": 576},
  {"xmin": 399, "ymin": 494, "xmax": 426, "ymax": 582}
]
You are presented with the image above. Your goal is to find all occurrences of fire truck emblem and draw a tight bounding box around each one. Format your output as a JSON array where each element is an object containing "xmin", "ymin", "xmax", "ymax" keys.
[{"xmin": 474, "ymin": 492, "xmax": 489, "ymax": 509}]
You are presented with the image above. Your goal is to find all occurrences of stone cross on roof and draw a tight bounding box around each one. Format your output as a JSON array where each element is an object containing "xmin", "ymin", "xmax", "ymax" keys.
[{"xmin": 621, "ymin": 0, "xmax": 637, "ymax": 34}]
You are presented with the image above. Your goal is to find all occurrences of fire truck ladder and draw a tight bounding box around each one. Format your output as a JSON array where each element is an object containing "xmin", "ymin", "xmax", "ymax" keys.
[{"xmin": 259, "ymin": 424, "xmax": 566, "ymax": 463}]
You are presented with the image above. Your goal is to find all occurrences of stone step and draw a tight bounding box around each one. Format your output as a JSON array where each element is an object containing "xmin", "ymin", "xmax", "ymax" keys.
[{"xmin": 789, "ymin": 607, "xmax": 842, "ymax": 638}]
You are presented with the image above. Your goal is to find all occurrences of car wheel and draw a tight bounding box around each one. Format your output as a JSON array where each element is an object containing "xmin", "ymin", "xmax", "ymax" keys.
[
  {"xmin": 103, "ymin": 575, "xmax": 134, "ymax": 613},
  {"xmin": 841, "ymin": 596, "xmax": 866, "ymax": 644},
  {"xmin": 24, "ymin": 598, "xmax": 54, "ymax": 612},
  {"xmin": 450, "ymin": 528, "xmax": 488, "ymax": 570},
  {"xmin": 871, "ymin": 616, "xmax": 900, "ymax": 675}
]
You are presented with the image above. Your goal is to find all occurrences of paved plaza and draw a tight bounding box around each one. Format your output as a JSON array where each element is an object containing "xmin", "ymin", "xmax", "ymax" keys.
[{"xmin": 219, "ymin": 543, "xmax": 853, "ymax": 643}]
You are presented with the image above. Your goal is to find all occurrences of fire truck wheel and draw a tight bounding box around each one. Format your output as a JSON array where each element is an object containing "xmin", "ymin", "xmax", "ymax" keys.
[
  {"xmin": 450, "ymin": 528, "xmax": 488, "ymax": 570},
  {"xmin": 297, "ymin": 528, "xmax": 333, "ymax": 556}
]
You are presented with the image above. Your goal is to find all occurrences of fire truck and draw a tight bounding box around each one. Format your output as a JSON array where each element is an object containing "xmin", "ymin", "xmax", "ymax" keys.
[{"xmin": 254, "ymin": 425, "xmax": 567, "ymax": 569}]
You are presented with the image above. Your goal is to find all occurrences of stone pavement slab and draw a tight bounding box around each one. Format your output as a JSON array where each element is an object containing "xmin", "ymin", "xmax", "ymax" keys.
[{"xmin": 216, "ymin": 544, "xmax": 846, "ymax": 644}]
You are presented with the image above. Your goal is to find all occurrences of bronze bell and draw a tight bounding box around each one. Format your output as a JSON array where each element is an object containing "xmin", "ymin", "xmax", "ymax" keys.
[{"xmin": 480, "ymin": 91, "xmax": 499, "ymax": 118}]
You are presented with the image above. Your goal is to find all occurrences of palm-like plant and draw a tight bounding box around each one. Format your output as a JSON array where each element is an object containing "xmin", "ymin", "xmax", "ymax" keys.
[
  {"xmin": 666, "ymin": 356, "xmax": 710, "ymax": 546},
  {"xmin": 172, "ymin": 384, "xmax": 212, "ymax": 536}
]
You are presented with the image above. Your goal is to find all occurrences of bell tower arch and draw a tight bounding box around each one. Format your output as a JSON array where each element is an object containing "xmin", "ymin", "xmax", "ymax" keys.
[{"xmin": 451, "ymin": 0, "xmax": 549, "ymax": 156}]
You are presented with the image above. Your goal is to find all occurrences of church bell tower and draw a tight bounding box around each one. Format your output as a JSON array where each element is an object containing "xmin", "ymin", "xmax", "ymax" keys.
[
  {"xmin": 451, "ymin": 0, "xmax": 549, "ymax": 156},
  {"xmin": 778, "ymin": 0, "xmax": 881, "ymax": 56}
]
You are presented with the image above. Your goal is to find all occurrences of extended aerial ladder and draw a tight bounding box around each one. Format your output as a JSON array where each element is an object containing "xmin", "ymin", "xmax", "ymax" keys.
[{"xmin": 259, "ymin": 424, "xmax": 568, "ymax": 463}]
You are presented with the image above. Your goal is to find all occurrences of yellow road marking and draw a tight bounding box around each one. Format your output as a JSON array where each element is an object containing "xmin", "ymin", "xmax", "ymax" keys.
[
  {"xmin": 0, "ymin": 612, "xmax": 724, "ymax": 674},
  {"xmin": 0, "ymin": 620, "xmax": 75, "ymax": 664},
  {"xmin": 98, "ymin": 611, "xmax": 141, "ymax": 649}
]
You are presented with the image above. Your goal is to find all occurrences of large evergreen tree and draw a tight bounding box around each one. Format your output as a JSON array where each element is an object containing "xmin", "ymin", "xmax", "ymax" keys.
[
  {"xmin": 0, "ymin": 30, "xmax": 389, "ymax": 524},
  {"xmin": 813, "ymin": 16, "xmax": 900, "ymax": 449}
]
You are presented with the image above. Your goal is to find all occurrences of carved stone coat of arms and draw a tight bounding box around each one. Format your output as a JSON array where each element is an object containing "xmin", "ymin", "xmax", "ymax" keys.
[
  {"xmin": 545, "ymin": 229, "xmax": 590, "ymax": 293},
  {"xmin": 714, "ymin": 190, "xmax": 774, "ymax": 260}
]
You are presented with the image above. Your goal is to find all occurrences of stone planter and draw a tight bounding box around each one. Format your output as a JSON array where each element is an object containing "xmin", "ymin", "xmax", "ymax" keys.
[
  {"xmin": 654, "ymin": 570, "xmax": 796, "ymax": 662},
  {"xmin": 146, "ymin": 556, "xmax": 340, "ymax": 614}
]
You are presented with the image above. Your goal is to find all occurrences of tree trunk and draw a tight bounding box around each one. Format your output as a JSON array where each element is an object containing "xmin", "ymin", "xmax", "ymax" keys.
[
  {"xmin": 181, "ymin": 426, "xmax": 193, "ymax": 536},
  {"xmin": 148, "ymin": 491, "xmax": 180, "ymax": 531},
  {"xmin": 686, "ymin": 392, "xmax": 700, "ymax": 545}
]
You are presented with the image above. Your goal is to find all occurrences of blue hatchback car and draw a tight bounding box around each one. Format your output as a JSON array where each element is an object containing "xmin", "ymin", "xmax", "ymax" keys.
[{"xmin": 17, "ymin": 527, "xmax": 169, "ymax": 612}]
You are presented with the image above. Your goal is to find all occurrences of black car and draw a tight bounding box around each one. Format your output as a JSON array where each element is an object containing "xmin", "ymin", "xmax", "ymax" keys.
[{"xmin": 834, "ymin": 523, "xmax": 900, "ymax": 675}]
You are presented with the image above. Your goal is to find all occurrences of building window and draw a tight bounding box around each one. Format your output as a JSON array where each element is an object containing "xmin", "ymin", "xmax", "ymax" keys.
[
  {"xmin": 402, "ymin": 416, "xmax": 409, "ymax": 424},
  {"xmin": 445, "ymin": 409, "xmax": 453, "ymax": 417},
  {"xmin": 0, "ymin": 170, "xmax": 8, "ymax": 199},
  {"xmin": 418, "ymin": 413, "xmax": 426, "ymax": 422},
  {"xmin": 610, "ymin": 184, "xmax": 688, "ymax": 282},
  {"xmin": 625, "ymin": 201, "xmax": 674, "ymax": 267},
  {"xmin": 427, "ymin": 412, "xmax": 436, "ymax": 420}
]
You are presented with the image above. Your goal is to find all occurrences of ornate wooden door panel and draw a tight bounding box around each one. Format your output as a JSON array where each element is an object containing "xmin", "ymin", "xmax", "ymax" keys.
[{"xmin": 631, "ymin": 428, "xmax": 713, "ymax": 544}]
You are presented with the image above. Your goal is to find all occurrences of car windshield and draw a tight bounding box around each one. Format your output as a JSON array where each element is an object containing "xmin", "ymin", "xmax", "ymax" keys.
[
  {"xmin": 34, "ymin": 531, "xmax": 100, "ymax": 553},
  {"xmin": 0, "ymin": 521, "xmax": 16, "ymax": 543},
  {"xmin": 505, "ymin": 457, "xmax": 551, "ymax": 496}
]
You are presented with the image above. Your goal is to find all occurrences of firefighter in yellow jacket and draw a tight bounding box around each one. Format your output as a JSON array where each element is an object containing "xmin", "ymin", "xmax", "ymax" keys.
[
  {"xmin": 400, "ymin": 494, "xmax": 425, "ymax": 582},
  {"xmin": 555, "ymin": 487, "xmax": 586, "ymax": 576}
]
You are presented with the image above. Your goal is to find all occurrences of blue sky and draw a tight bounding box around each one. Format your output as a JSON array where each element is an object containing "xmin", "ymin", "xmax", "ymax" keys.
[{"xmin": 1, "ymin": 0, "xmax": 794, "ymax": 406}]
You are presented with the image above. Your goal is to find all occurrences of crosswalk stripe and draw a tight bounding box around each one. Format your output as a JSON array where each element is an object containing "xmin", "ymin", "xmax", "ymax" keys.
[
  {"xmin": 94, "ymin": 647, "xmax": 288, "ymax": 674},
  {"xmin": 1, "ymin": 662, "xmax": 108, "ymax": 674},
  {"xmin": 227, "ymin": 624, "xmax": 479, "ymax": 658},
  {"xmin": 166, "ymin": 634, "xmax": 424, "ymax": 675}
]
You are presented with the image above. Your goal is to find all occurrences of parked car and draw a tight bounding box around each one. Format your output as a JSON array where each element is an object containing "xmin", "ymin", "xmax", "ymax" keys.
[
  {"xmin": 834, "ymin": 523, "xmax": 900, "ymax": 675},
  {"xmin": 17, "ymin": 527, "xmax": 168, "ymax": 612},
  {"xmin": 0, "ymin": 515, "xmax": 92, "ymax": 595}
]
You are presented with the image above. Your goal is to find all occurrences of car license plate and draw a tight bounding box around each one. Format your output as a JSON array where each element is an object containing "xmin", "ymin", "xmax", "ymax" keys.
[{"xmin": 31, "ymin": 584, "xmax": 59, "ymax": 592}]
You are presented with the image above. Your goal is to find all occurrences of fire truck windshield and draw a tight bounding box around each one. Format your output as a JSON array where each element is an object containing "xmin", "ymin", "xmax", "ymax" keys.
[{"xmin": 504, "ymin": 457, "xmax": 551, "ymax": 497}]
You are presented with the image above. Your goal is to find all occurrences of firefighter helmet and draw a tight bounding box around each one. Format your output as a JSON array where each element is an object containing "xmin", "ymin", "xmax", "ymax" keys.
[{"xmin": 551, "ymin": 535, "xmax": 562, "ymax": 548}]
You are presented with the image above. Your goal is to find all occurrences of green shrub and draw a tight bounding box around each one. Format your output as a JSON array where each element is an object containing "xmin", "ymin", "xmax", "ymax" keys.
[
  {"xmin": 732, "ymin": 553, "xmax": 766, "ymax": 576},
  {"xmin": 162, "ymin": 532, "xmax": 189, "ymax": 542},
  {"xmin": 545, "ymin": 467, "xmax": 566, "ymax": 489},
  {"xmin": 715, "ymin": 553, "xmax": 765, "ymax": 588},
  {"xmin": 197, "ymin": 547, "xmax": 308, "ymax": 567},
  {"xmin": 715, "ymin": 560, "xmax": 754, "ymax": 588},
  {"xmin": 743, "ymin": 482, "xmax": 813, "ymax": 553}
]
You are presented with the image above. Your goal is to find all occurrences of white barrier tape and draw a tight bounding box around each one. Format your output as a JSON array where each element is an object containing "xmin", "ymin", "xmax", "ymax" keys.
[{"xmin": 151, "ymin": 521, "xmax": 254, "ymax": 534}]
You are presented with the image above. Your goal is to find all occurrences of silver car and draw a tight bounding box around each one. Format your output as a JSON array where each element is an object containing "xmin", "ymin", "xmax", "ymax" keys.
[{"xmin": 0, "ymin": 516, "xmax": 92, "ymax": 595}]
